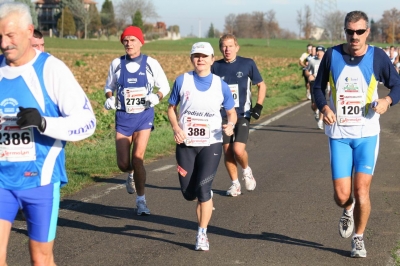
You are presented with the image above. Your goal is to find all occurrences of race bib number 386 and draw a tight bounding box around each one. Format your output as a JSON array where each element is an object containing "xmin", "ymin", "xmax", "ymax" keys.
[{"xmin": 0, "ymin": 115, "xmax": 36, "ymax": 162}]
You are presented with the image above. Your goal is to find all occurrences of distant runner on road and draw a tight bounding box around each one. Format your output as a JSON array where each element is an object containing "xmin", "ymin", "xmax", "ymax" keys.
[
  {"xmin": 313, "ymin": 10, "xmax": 400, "ymax": 258},
  {"xmin": 168, "ymin": 42, "xmax": 237, "ymax": 251}
]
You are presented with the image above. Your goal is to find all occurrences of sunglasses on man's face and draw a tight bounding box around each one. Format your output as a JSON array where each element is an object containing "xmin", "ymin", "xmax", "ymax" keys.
[{"xmin": 344, "ymin": 29, "xmax": 367, "ymax": 36}]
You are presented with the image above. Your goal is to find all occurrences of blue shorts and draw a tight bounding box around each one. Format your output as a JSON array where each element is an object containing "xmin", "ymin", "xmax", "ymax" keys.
[
  {"xmin": 329, "ymin": 135, "xmax": 379, "ymax": 180},
  {"xmin": 115, "ymin": 108, "xmax": 154, "ymax": 137},
  {"xmin": 0, "ymin": 182, "xmax": 60, "ymax": 242}
]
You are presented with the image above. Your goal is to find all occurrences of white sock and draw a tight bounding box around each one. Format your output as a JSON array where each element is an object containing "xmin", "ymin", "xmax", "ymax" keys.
[
  {"xmin": 136, "ymin": 195, "xmax": 145, "ymax": 202},
  {"xmin": 353, "ymin": 233, "xmax": 363, "ymax": 239},
  {"xmin": 345, "ymin": 199, "xmax": 355, "ymax": 216},
  {"xmin": 232, "ymin": 179, "xmax": 240, "ymax": 185},
  {"xmin": 198, "ymin": 227, "xmax": 207, "ymax": 235},
  {"xmin": 242, "ymin": 166, "xmax": 251, "ymax": 174},
  {"xmin": 128, "ymin": 172, "xmax": 134, "ymax": 179}
]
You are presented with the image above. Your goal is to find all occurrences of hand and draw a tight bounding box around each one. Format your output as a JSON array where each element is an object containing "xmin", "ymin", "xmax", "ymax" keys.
[
  {"xmin": 222, "ymin": 122, "xmax": 234, "ymax": 136},
  {"xmin": 173, "ymin": 127, "xmax": 186, "ymax": 144},
  {"xmin": 322, "ymin": 106, "xmax": 336, "ymax": 125},
  {"xmin": 372, "ymin": 98, "xmax": 391, "ymax": 114},
  {"xmin": 17, "ymin": 107, "xmax": 46, "ymax": 132},
  {"xmin": 104, "ymin": 96, "xmax": 116, "ymax": 110},
  {"xmin": 251, "ymin": 103, "xmax": 263, "ymax": 120},
  {"xmin": 146, "ymin": 93, "xmax": 160, "ymax": 108}
]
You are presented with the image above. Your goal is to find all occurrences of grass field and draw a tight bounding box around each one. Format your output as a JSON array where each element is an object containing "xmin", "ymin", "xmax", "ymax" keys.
[{"xmin": 46, "ymin": 36, "xmax": 388, "ymax": 196}]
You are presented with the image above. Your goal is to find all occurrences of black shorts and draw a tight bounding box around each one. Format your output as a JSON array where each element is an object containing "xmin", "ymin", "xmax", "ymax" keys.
[
  {"xmin": 302, "ymin": 69, "xmax": 309, "ymax": 86},
  {"xmin": 222, "ymin": 117, "xmax": 250, "ymax": 145},
  {"xmin": 310, "ymin": 81, "xmax": 316, "ymax": 104},
  {"xmin": 175, "ymin": 143, "xmax": 222, "ymax": 202}
]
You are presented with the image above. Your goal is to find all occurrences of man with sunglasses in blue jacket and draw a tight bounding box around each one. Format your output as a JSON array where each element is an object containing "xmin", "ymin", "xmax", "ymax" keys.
[{"xmin": 313, "ymin": 10, "xmax": 400, "ymax": 258}]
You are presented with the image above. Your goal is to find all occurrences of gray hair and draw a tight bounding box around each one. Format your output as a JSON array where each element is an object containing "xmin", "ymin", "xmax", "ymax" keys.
[
  {"xmin": 344, "ymin": 11, "xmax": 369, "ymax": 28},
  {"xmin": 0, "ymin": 2, "xmax": 32, "ymax": 28}
]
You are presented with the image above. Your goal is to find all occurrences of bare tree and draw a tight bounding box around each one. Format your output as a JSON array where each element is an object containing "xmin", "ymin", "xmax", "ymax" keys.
[
  {"xmin": 116, "ymin": 0, "xmax": 158, "ymax": 25},
  {"xmin": 296, "ymin": 9, "xmax": 302, "ymax": 39},
  {"xmin": 223, "ymin": 11, "xmax": 281, "ymax": 39},
  {"xmin": 265, "ymin": 10, "xmax": 279, "ymax": 39},
  {"xmin": 303, "ymin": 5, "xmax": 313, "ymax": 39},
  {"xmin": 251, "ymin": 11, "xmax": 265, "ymax": 39},
  {"xmin": 224, "ymin": 13, "xmax": 236, "ymax": 34},
  {"xmin": 297, "ymin": 5, "xmax": 313, "ymax": 39},
  {"xmin": 322, "ymin": 10, "xmax": 346, "ymax": 43},
  {"xmin": 379, "ymin": 8, "xmax": 400, "ymax": 44},
  {"xmin": 66, "ymin": 0, "xmax": 93, "ymax": 39}
]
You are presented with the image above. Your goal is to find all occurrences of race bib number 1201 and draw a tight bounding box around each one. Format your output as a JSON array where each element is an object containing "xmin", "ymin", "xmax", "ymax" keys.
[{"xmin": 336, "ymin": 92, "xmax": 365, "ymax": 126}]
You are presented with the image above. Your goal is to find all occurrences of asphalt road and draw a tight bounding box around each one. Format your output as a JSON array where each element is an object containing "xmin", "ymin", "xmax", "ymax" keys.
[{"xmin": 8, "ymin": 86, "xmax": 400, "ymax": 266}]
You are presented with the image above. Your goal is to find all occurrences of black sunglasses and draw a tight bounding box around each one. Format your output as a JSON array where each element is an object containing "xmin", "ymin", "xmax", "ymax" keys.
[{"xmin": 344, "ymin": 29, "xmax": 367, "ymax": 36}]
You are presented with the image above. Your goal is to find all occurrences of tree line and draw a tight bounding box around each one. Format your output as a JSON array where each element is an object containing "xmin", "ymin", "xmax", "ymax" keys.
[{"xmin": 205, "ymin": 5, "xmax": 400, "ymax": 44}]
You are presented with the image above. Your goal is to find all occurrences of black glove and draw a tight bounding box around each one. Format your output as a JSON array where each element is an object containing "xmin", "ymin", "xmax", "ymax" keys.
[
  {"xmin": 251, "ymin": 103, "xmax": 263, "ymax": 120},
  {"xmin": 17, "ymin": 107, "xmax": 46, "ymax": 132}
]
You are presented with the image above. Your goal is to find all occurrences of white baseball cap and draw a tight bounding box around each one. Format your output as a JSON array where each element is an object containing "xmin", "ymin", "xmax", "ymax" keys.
[{"xmin": 190, "ymin": 42, "xmax": 214, "ymax": 56}]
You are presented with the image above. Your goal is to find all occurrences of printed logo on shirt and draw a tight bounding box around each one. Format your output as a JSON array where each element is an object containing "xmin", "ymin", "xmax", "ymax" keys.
[
  {"xmin": 127, "ymin": 78, "xmax": 137, "ymax": 84},
  {"xmin": 185, "ymin": 91, "xmax": 190, "ymax": 100},
  {"xmin": 83, "ymin": 97, "xmax": 91, "ymax": 110},
  {"xmin": 139, "ymin": 72, "xmax": 145, "ymax": 76},
  {"xmin": 0, "ymin": 98, "xmax": 18, "ymax": 114},
  {"xmin": 343, "ymin": 84, "xmax": 359, "ymax": 92},
  {"xmin": 24, "ymin": 171, "xmax": 38, "ymax": 177},
  {"xmin": 68, "ymin": 119, "xmax": 96, "ymax": 135},
  {"xmin": 236, "ymin": 72, "xmax": 243, "ymax": 78},
  {"xmin": 344, "ymin": 77, "xmax": 359, "ymax": 82}
]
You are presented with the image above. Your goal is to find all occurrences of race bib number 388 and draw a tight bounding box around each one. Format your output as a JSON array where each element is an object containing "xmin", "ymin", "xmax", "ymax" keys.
[
  {"xmin": 0, "ymin": 114, "xmax": 36, "ymax": 162},
  {"xmin": 183, "ymin": 116, "xmax": 210, "ymax": 147}
]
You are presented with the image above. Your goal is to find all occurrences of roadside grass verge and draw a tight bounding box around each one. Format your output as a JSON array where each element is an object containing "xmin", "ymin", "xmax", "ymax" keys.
[{"xmin": 392, "ymin": 241, "xmax": 400, "ymax": 266}]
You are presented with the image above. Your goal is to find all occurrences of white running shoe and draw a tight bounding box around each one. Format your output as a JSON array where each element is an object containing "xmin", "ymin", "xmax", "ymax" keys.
[
  {"xmin": 243, "ymin": 168, "xmax": 256, "ymax": 191},
  {"xmin": 314, "ymin": 110, "xmax": 319, "ymax": 121},
  {"xmin": 125, "ymin": 173, "xmax": 135, "ymax": 194},
  {"xmin": 351, "ymin": 236, "xmax": 367, "ymax": 258},
  {"xmin": 136, "ymin": 200, "xmax": 151, "ymax": 216},
  {"xmin": 339, "ymin": 201, "xmax": 355, "ymax": 238},
  {"xmin": 195, "ymin": 233, "xmax": 209, "ymax": 251},
  {"xmin": 317, "ymin": 120, "xmax": 324, "ymax": 130},
  {"xmin": 226, "ymin": 183, "xmax": 241, "ymax": 197}
]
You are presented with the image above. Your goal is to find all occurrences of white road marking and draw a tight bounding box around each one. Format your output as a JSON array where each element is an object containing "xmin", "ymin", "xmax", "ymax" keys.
[
  {"xmin": 250, "ymin": 101, "xmax": 309, "ymax": 133},
  {"xmin": 152, "ymin": 165, "xmax": 175, "ymax": 172}
]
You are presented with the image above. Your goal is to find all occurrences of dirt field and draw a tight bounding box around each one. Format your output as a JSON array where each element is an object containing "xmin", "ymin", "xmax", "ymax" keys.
[{"xmin": 52, "ymin": 52, "xmax": 295, "ymax": 93}]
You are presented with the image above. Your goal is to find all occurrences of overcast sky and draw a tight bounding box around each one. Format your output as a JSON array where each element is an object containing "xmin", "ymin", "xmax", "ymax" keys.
[{"xmin": 141, "ymin": 0, "xmax": 396, "ymax": 37}]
